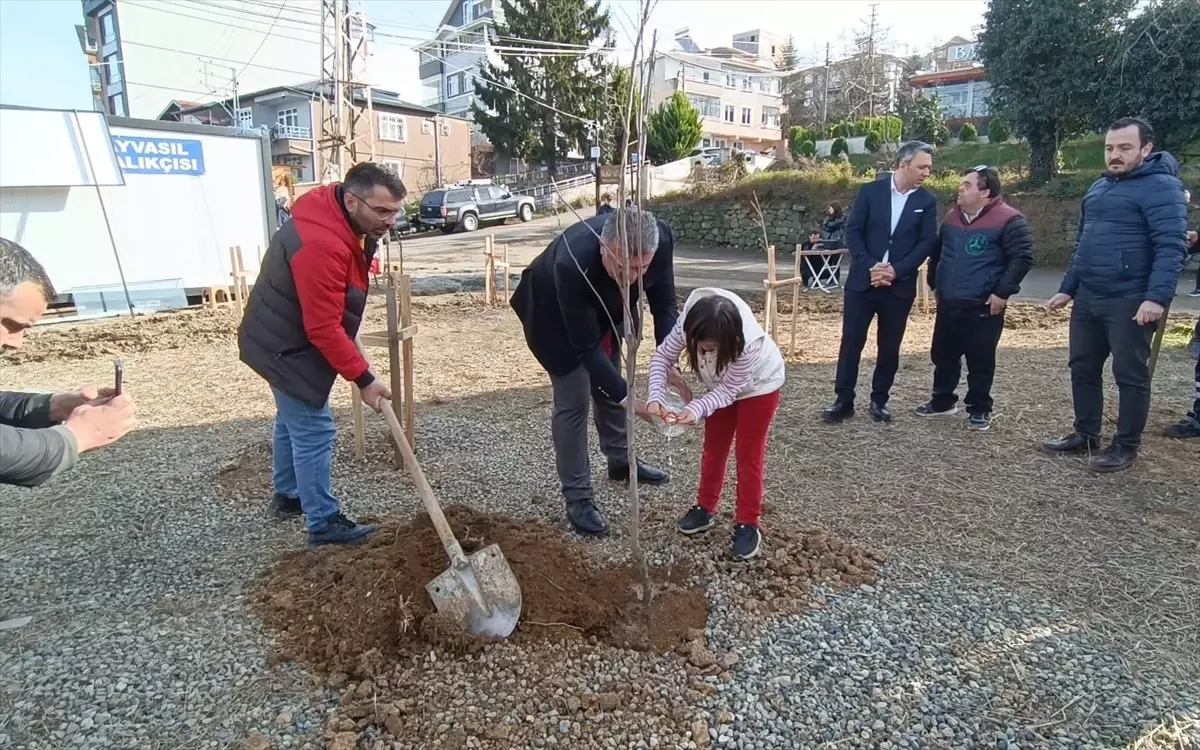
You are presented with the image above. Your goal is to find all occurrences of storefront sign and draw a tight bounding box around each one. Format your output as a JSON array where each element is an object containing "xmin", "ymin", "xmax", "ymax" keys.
[{"xmin": 111, "ymin": 136, "xmax": 206, "ymax": 175}]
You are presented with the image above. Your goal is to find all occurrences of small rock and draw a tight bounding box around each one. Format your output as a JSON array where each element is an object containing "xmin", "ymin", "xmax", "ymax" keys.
[
  {"xmin": 274, "ymin": 712, "xmax": 293, "ymax": 727},
  {"xmin": 691, "ymin": 720, "xmax": 711, "ymax": 747},
  {"xmin": 240, "ymin": 734, "xmax": 274, "ymax": 750},
  {"xmin": 327, "ymin": 733, "xmax": 358, "ymax": 750},
  {"xmin": 687, "ymin": 642, "xmax": 717, "ymax": 669}
]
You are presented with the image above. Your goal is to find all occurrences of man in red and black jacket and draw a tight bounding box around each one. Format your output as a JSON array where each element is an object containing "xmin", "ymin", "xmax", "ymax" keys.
[{"xmin": 239, "ymin": 162, "xmax": 405, "ymax": 549}]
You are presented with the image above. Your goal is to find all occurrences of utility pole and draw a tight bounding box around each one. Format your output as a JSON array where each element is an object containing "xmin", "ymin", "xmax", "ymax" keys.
[
  {"xmin": 821, "ymin": 42, "xmax": 830, "ymax": 128},
  {"xmin": 231, "ymin": 65, "xmax": 240, "ymax": 124},
  {"xmin": 317, "ymin": 0, "xmax": 376, "ymax": 183}
]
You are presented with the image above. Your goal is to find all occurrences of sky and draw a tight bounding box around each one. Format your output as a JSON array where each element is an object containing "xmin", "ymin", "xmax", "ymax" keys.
[{"xmin": 0, "ymin": 0, "xmax": 987, "ymax": 114}]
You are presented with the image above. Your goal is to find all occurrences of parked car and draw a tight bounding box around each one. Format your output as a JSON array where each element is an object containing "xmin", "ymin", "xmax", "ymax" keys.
[
  {"xmin": 386, "ymin": 212, "xmax": 415, "ymax": 242},
  {"xmin": 418, "ymin": 183, "xmax": 536, "ymax": 233},
  {"xmin": 689, "ymin": 147, "xmax": 724, "ymax": 166}
]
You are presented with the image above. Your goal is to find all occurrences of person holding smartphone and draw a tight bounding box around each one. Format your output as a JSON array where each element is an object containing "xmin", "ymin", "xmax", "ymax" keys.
[{"xmin": 0, "ymin": 238, "xmax": 137, "ymax": 489}]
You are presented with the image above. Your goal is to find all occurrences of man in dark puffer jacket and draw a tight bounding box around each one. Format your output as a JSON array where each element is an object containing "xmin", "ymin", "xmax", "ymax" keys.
[
  {"xmin": 239, "ymin": 162, "xmax": 405, "ymax": 548},
  {"xmin": 917, "ymin": 166, "xmax": 1034, "ymax": 431},
  {"xmin": 1043, "ymin": 117, "xmax": 1188, "ymax": 472}
]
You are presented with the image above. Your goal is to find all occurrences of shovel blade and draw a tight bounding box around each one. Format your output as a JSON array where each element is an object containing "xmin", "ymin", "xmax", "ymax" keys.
[{"xmin": 426, "ymin": 544, "xmax": 522, "ymax": 639}]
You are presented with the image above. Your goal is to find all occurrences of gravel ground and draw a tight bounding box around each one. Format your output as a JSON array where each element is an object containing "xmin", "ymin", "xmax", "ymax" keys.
[{"xmin": 1, "ymin": 293, "xmax": 1197, "ymax": 749}]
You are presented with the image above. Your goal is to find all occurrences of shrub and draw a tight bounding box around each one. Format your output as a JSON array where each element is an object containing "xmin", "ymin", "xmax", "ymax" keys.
[
  {"xmin": 958, "ymin": 123, "xmax": 978, "ymax": 142},
  {"xmin": 932, "ymin": 122, "xmax": 951, "ymax": 146},
  {"xmin": 799, "ymin": 139, "xmax": 817, "ymax": 157},
  {"xmin": 788, "ymin": 125, "xmax": 810, "ymax": 157},
  {"xmin": 831, "ymin": 137, "xmax": 849, "ymax": 157},
  {"xmin": 831, "ymin": 122, "xmax": 852, "ymax": 139},
  {"xmin": 864, "ymin": 130, "xmax": 883, "ymax": 153},
  {"xmin": 988, "ymin": 118, "xmax": 1012, "ymax": 143}
]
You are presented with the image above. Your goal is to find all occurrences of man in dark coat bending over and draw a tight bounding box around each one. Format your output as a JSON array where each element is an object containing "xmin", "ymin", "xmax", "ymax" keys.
[{"xmin": 511, "ymin": 207, "xmax": 684, "ymax": 535}]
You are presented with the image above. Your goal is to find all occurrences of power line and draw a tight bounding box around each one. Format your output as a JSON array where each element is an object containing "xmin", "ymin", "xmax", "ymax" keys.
[
  {"xmin": 236, "ymin": 0, "xmax": 292, "ymax": 78},
  {"xmin": 122, "ymin": 40, "xmax": 319, "ymax": 78}
]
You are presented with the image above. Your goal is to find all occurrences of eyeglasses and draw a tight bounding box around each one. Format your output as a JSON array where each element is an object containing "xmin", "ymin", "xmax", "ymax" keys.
[{"xmin": 347, "ymin": 190, "xmax": 401, "ymax": 220}]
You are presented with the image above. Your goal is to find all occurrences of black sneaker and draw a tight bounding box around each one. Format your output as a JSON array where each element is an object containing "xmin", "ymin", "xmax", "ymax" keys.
[
  {"xmin": 915, "ymin": 401, "xmax": 958, "ymax": 418},
  {"xmin": 1188, "ymin": 289, "xmax": 1200, "ymax": 298},
  {"xmin": 1089, "ymin": 444, "xmax": 1138, "ymax": 473},
  {"xmin": 1163, "ymin": 417, "xmax": 1200, "ymax": 440},
  {"xmin": 676, "ymin": 506, "xmax": 715, "ymax": 536},
  {"xmin": 268, "ymin": 492, "xmax": 303, "ymax": 519},
  {"xmin": 731, "ymin": 524, "xmax": 762, "ymax": 561},
  {"xmin": 1040, "ymin": 433, "xmax": 1100, "ymax": 456},
  {"xmin": 868, "ymin": 402, "xmax": 892, "ymax": 423},
  {"xmin": 307, "ymin": 513, "xmax": 376, "ymax": 550},
  {"xmin": 967, "ymin": 412, "xmax": 992, "ymax": 431}
]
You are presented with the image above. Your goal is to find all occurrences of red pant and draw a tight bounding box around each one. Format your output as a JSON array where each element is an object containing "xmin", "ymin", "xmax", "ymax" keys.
[{"xmin": 696, "ymin": 389, "xmax": 781, "ymax": 526}]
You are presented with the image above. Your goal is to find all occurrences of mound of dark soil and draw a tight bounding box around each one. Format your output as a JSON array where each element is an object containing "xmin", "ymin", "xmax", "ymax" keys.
[{"xmin": 254, "ymin": 505, "xmax": 709, "ymax": 674}]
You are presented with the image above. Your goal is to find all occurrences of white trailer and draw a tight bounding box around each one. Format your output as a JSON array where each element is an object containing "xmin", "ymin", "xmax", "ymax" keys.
[{"xmin": 0, "ymin": 106, "xmax": 274, "ymax": 320}]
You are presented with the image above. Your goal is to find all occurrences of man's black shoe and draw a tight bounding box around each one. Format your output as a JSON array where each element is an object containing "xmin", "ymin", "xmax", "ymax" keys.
[
  {"xmin": 821, "ymin": 401, "xmax": 854, "ymax": 423},
  {"xmin": 1040, "ymin": 433, "xmax": 1100, "ymax": 456},
  {"xmin": 306, "ymin": 513, "xmax": 376, "ymax": 550},
  {"xmin": 869, "ymin": 402, "xmax": 892, "ymax": 423},
  {"xmin": 1163, "ymin": 418, "xmax": 1200, "ymax": 440},
  {"xmin": 566, "ymin": 499, "xmax": 608, "ymax": 535},
  {"xmin": 731, "ymin": 524, "xmax": 762, "ymax": 561},
  {"xmin": 1089, "ymin": 444, "xmax": 1138, "ymax": 473},
  {"xmin": 677, "ymin": 506, "xmax": 715, "ymax": 535},
  {"xmin": 268, "ymin": 492, "xmax": 303, "ymax": 519},
  {"xmin": 608, "ymin": 459, "xmax": 669, "ymax": 486}
]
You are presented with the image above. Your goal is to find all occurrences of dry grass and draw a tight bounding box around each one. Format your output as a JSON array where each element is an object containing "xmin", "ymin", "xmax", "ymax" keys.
[{"xmin": 3, "ymin": 292, "xmax": 1198, "ymax": 688}]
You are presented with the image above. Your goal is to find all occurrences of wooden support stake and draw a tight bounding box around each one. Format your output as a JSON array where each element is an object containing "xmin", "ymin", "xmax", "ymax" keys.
[
  {"xmin": 789, "ymin": 244, "xmax": 801, "ymax": 355},
  {"xmin": 351, "ymin": 384, "xmax": 365, "ymax": 459},
  {"xmin": 399, "ymin": 273, "xmax": 416, "ymax": 451},
  {"xmin": 918, "ymin": 261, "xmax": 931, "ymax": 314},
  {"xmin": 765, "ymin": 244, "xmax": 777, "ymax": 340},
  {"xmin": 386, "ymin": 283, "xmax": 403, "ymax": 469},
  {"xmin": 1148, "ymin": 303, "xmax": 1172, "ymax": 380},
  {"xmin": 503, "ymin": 243, "xmax": 511, "ymax": 301},
  {"xmin": 228, "ymin": 246, "xmax": 240, "ymax": 308},
  {"xmin": 484, "ymin": 236, "xmax": 495, "ymax": 306}
]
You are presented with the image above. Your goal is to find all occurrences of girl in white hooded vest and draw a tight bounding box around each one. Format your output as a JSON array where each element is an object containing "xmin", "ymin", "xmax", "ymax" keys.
[{"xmin": 648, "ymin": 288, "xmax": 785, "ymax": 561}]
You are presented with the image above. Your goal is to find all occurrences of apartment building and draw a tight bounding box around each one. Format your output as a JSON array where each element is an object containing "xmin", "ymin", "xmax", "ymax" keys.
[
  {"xmin": 416, "ymin": 0, "xmax": 498, "ymax": 134},
  {"xmin": 731, "ymin": 29, "xmax": 789, "ymax": 67},
  {"xmin": 160, "ymin": 82, "xmax": 471, "ymax": 190},
  {"xmin": 644, "ymin": 31, "xmax": 787, "ymax": 155}
]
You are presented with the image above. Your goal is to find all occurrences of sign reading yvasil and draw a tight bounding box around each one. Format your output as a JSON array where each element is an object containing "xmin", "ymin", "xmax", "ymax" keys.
[{"xmin": 111, "ymin": 136, "xmax": 206, "ymax": 176}]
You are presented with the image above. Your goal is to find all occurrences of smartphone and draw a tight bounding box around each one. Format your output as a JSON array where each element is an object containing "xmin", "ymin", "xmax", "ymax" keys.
[{"xmin": 114, "ymin": 359, "xmax": 124, "ymax": 397}]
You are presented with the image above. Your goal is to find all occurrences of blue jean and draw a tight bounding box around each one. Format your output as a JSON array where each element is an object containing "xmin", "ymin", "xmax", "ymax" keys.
[{"xmin": 271, "ymin": 387, "xmax": 341, "ymax": 531}]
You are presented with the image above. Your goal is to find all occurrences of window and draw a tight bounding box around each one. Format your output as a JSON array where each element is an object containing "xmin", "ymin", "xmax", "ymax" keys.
[
  {"xmin": 741, "ymin": 107, "xmax": 752, "ymax": 125},
  {"xmin": 761, "ymin": 106, "xmax": 780, "ymax": 128},
  {"xmin": 733, "ymin": 141, "xmax": 744, "ymax": 150},
  {"xmin": 742, "ymin": 76, "xmax": 753, "ymax": 91},
  {"xmin": 380, "ymin": 159, "xmax": 404, "ymax": 179},
  {"xmin": 236, "ymin": 107, "xmax": 253, "ymax": 128},
  {"xmin": 701, "ymin": 137, "xmax": 712, "ymax": 148},
  {"xmin": 684, "ymin": 65, "xmax": 717, "ymax": 84},
  {"xmin": 446, "ymin": 73, "xmax": 461, "ymax": 98},
  {"xmin": 277, "ymin": 107, "xmax": 300, "ymax": 128},
  {"xmin": 108, "ymin": 92, "xmax": 126, "ymax": 117},
  {"xmin": 99, "ymin": 10, "xmax": 116, "ymax": 44},
  {"xmin": 379, "ymin": 113, "xmax": 407, "ymax": 142},
  {"xmin": 726, "ymin": 73, "xmax": 736, "ymax": 88},
  {"xmin": 446, "ymin": 189, "xmax": 472, "ymax": 202},
  {"xmin": 724, "ymin": 104, "xmax": 735, "ymax": 123},
  {"xmin": 421, "ymin": 119, "xmax": 433, "ymax": 135},
  {"xmin": 759, "ymin": 77, "xmax": 773, "ymax": 93},
  {"xmin": 713, "ymin": 139, "xmax": 726, "ymax": 148},
  {"xmin": 104, "ymin": 53, "xmax": 121, "ymax": 85},
  {"xmin": 686, "ymin": 94, "xmax": 720, "ymax": 119},
  {"xmin": 773, "ymin": 78, "xmax": 782, "ymax": 94}
]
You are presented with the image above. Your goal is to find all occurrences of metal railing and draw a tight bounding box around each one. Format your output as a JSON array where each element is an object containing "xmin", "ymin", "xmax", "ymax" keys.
[{"xmin": 272, "ymin": 124, "xmax": 311, "ymax": 140}]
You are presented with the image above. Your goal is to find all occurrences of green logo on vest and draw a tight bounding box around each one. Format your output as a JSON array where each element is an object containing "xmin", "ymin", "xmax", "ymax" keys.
[{"xmin": 965, "ymin": 234, "xmax": 989, "ymax": 256}]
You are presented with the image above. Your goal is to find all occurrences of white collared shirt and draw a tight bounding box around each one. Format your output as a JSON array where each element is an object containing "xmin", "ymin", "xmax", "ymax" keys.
[{"xmin": 885, "ymin": 174, "xmax": 916, "ymax": 263}]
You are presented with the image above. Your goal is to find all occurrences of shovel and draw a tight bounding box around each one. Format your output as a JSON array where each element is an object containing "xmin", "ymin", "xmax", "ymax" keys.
[{"xmin": 378, "ymin": 398, "xmax": 523, "ymax": 638}]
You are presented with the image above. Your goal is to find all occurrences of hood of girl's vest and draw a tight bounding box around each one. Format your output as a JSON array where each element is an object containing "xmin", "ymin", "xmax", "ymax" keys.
[
  {"xmin": 290, "ymin": 183, "xmax": 362, "ymax": 251},
  {"xmin": 682, "ymin": 287, "xmax": 767, "ymax": 343}
]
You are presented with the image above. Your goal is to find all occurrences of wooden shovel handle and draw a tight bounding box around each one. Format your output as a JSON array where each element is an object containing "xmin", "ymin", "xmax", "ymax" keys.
[{"xmin": 379, "ymin": 398, "xmax": 468, "ymax": 566}]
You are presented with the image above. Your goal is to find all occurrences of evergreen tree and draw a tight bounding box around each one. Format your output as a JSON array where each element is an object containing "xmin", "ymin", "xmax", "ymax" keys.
[
  {"xmin": 645, "ymin": 92, "xmax": 702, "ymax": 164},
  {"xmin": 471, "ymin": 0, "xmax": 611, "ymax": 175}
]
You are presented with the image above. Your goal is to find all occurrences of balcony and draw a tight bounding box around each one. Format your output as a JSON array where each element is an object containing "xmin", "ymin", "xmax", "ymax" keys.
[{"xmin": 272, "ymin": 124, "xmax": 311, "ymax": 140}]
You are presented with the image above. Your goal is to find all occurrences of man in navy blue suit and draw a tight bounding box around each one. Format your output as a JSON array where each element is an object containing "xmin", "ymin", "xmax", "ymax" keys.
[{"xmin": 824, "ymin": 141, "xmax": 938, "ymax": 424}]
